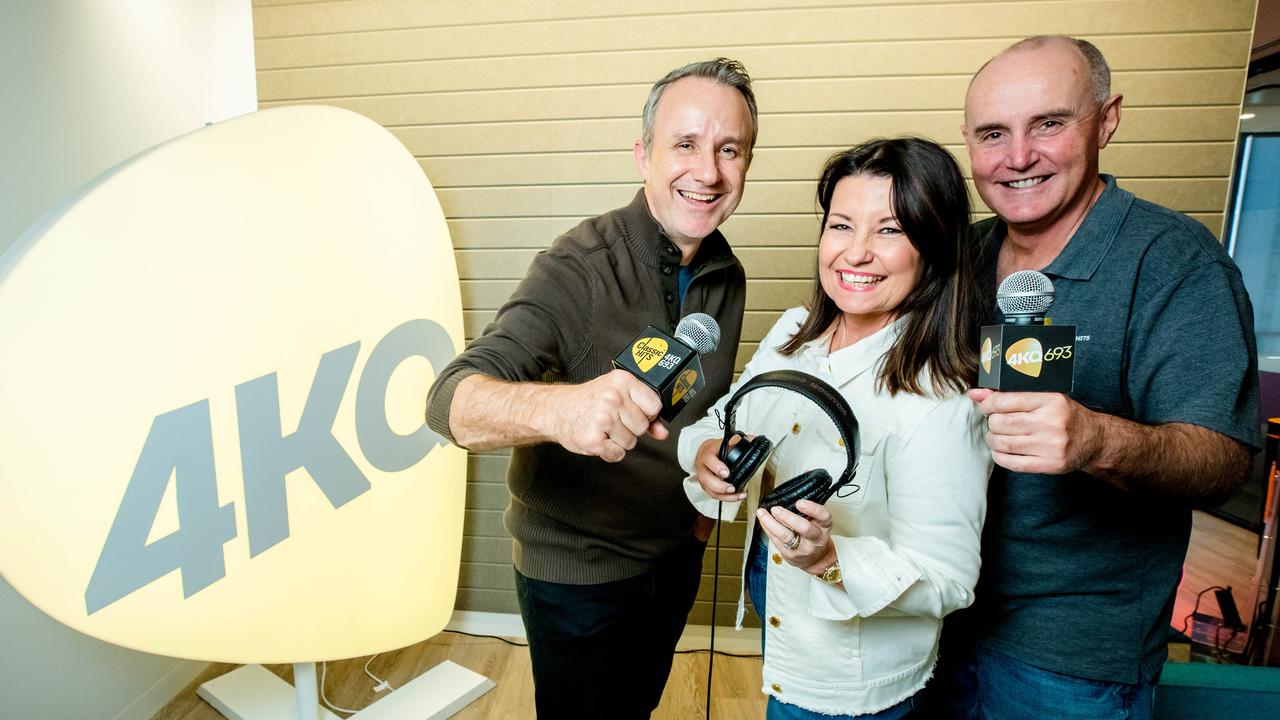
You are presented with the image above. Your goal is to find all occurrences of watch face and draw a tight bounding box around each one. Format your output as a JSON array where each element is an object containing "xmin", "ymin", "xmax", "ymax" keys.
[{"xmin": 821, "ymin": 563, "xmax": 842, "ymax": 584}]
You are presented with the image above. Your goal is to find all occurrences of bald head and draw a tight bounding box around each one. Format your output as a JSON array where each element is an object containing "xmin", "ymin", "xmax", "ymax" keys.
[
  {"xmin": 960, "ymin": 35, "xmax": 1122, "ymax": 241},
  {"xmin": 967, "ymin": 36, "xmax": 1109, "ymax": 118}
]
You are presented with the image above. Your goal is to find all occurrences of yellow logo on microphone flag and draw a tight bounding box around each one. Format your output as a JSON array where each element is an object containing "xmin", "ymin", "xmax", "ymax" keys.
[
  {"xmin": 1005, "ymin": 338, "xmax": 1044, "ymax": 377},
  {"xmin": 632, "ymin": 337, "xmax": 668, "ymax": 372},
  {"xmin": 671, "ymin": 369, "xmax": 698, "ymax": 404},
  {"xmin": 981, "ymin": 337, "xmax": 993, "ymax": 374}
]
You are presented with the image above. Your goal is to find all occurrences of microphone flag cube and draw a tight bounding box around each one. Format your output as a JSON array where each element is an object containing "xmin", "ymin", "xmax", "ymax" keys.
[
  {"xmin": 978, "ymin": 322, "xmax": 1076, "ymax": 392},
  {"xmin": 613, "ymin": 325, "xmax": 706, "ymax": 421}
]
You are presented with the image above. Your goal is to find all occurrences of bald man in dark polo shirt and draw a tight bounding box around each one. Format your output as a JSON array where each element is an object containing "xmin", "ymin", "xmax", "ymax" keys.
[{"xmin": 926, "ymin": 36, "xmax": 1260, "ymax": 720}]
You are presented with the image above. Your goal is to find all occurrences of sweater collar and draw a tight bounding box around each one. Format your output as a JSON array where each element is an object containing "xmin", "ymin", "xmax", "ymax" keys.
[{"xmin": 618, "ymin": 188, "xmax": 734, "ymax": 273}]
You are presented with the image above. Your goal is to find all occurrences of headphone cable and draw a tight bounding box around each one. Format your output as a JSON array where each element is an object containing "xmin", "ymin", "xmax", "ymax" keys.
[{"xmin": 706, "ymin": 500, "xmax": 723, "ymax": 720}]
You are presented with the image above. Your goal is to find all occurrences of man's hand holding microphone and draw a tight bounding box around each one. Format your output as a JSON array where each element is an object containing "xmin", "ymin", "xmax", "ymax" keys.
[
  {"xmin": 562, "ymin": 312, "xmax": 722, "ymax": 462},
  {"xmin": 973, "ymin": 269, "xmax": 1091, "ymax": 475},
  {"xmin": 448, "ymin": 313, "xmax": 720, "ymax": 462}
]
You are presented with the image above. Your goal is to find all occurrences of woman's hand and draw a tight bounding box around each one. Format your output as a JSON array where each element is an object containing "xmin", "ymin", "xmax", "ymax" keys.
[
  {"xmin": 756, "ymin": 499, "xmax": 836, "ymax": 575},
  {"xmin": 694, "ymin": 437, "xmax": 747, "ymax": 502}
]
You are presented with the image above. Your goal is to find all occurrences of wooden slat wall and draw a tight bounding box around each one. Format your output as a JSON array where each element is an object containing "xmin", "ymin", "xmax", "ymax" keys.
[{"xmin": 253, "ymin": 0, "xmax": 1257, "ymax": 626}]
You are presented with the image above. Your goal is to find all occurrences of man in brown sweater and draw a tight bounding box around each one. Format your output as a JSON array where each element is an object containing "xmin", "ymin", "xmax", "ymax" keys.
[{"xmin": 426, "ymin": 58, "xmax": 755, "ymax": 717}]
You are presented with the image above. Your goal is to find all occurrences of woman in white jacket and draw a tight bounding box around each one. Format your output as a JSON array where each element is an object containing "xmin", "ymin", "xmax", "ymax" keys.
[{"xmin": 680, "ymin": 137, "xmax": 992, "ymax": 719}]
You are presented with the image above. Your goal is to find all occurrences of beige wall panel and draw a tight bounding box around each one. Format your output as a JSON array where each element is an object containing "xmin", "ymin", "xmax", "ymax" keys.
[
  {"xmin": 257, "ymin": 37, "xmax": 1252, "ymax": 104},
  {"xmin": 388, "ymin": 107, "xmax": 1236, "ymax": 158},
  {"xmin": 464, "ymin": 509, "xmax": 508, "ymax": 538},
  {"xmin": 455, "ymin": 246, "xmax": 817, "ymax": 281},
  {"xmin": 455, "ymin": 588, "xmax": 518, "ymax": 614},
  {"xmin": 257, "ymin": 0, "xmax": 1255, "ymax": 621},
  {"xmin": 447, "ymin": 217, "xmax": 593, "ymax": 250},
  {"xmin": 448, "ymin": 215, "xmax": 821, "ymax": 250},
  {"xmin": 461, "ymin": 279, "xmax": 814, "ymax": 312},
  {"xmin": 468, "ymin": 454, "xmax": 512, "ymax": 483},
  {"xmin": 254, "ymin": 2, "xmax": 1251, "ymax": 73},
  {"xmin": 434, "ymin": 177, "xmax": 1227, "ymax": 219},
  {"xmin": 462, "ymin": 537, "xmax": 515, "ymax": 566},
  {"xmin": 256, "ymin": 31, "xmax": 1249, "ymax": 95},
  {"xmin": 417, "ymin": 142, "xmax": 1231, "ymax": 190},
  {"xmin": 464, "ymin": 309, "xmax": 793, "ymax": 346},
  {"xmin": 253, "ymin": 0, "xmax": 1251, "ymax": 39},
  {"xmin": 460, "ymin": 563, "xmax": 516, "ymax": 591},
  {"xmin": 465, "ymin": 482, "xmax": 511, "ymax": 510},
  {"xmin": 260, "ymin": 66, "xmax": 1241, "ymax": 139},
  {"xmin": 253, "ymin": 0, "xmax": 921, "ymax": 38}
]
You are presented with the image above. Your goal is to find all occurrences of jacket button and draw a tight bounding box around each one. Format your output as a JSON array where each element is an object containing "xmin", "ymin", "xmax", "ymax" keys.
[
  {"xmin": 768, "ymin": 616, "xmax": 781, "ymax": 628},
  {"xmin": 771, "ymin": 553, "xmax": 782, "ymax": 565},
  {"xmin": 665, "ymin": 292, "xmax": 674, "ymax": 302},
  {"xmin": 837, "ymin": 437, "xmax": 845, "ymax": 448},
  {"xmin": 771, "ymin": 683, "xmax": 782, "ymax": 693},
  {"xmin": 791, "ymin": 423, "xmax": 801, "ymax": 435},
  {"xmin": 662, "ymin": 265, "xmax": 673, "ymax": 275}
]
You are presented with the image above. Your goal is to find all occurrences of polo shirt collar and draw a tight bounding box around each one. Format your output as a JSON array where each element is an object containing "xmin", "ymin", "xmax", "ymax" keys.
[
  {"xmin": 978, "ymin": 174, "xmax": 1135, "ymax": 282},
  {"xmin": 795, "ymin": 315, "xmax": 904, "ymax": 386},
  {"xmin": 1041, "ymin": 175, "xmax": 1134, "ymax": 281}
]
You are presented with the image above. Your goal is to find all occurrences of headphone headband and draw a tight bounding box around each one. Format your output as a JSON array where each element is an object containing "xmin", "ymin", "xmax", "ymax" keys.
[{"xmin": 720, "ymin": 369, "xmax": 859, "ymax": 492}]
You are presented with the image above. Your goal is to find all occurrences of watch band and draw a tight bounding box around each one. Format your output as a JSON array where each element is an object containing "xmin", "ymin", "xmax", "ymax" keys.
[{"xmin": 817, "ymin": 561, "xmax": 842, "ymax": 585}]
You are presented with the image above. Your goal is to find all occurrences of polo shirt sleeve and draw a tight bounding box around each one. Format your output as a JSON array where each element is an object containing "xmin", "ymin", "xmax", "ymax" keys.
[
  {"xmin": 1125, "ymin": 249, "xmax": 1259, "ymax": 450},
  {"xmin": 426, "ymin": 243, "xmax": 592, "ymax": 445},
  {"xmin": 810, "ymin": 395, "xmax": 991, "ymax": 620}
]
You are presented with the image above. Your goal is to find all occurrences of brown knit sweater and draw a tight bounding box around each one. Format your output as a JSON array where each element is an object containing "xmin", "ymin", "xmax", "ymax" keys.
[{"xmin": 426, "ymin": 189, "xmax": 746, "ymax": 584}]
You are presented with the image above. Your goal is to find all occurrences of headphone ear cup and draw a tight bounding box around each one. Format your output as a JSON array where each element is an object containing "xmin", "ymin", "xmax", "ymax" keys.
[
  {"xmin": 722, "ymin": 435, "xmax": 773, "ymax": 492},
  {"xmin": 760, "ymin": 469, "xmax": 834, "ymax": 515}
]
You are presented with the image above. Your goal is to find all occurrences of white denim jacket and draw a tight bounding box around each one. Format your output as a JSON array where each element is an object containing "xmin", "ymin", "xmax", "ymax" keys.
[{"xmin": 679, "ymin": 308, "xmax": 991, "ymax": 715}]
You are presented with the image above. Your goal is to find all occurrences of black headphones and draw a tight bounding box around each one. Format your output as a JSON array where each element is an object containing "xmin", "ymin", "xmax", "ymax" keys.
[{"xmin": 717, "ymin": 369, "xmax": 860, "ymax": 514}]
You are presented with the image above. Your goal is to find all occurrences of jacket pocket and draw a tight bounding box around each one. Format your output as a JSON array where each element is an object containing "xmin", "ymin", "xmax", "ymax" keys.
[{"xmin": 823, "ymin": 422, "xmax": 884, "ymax": 511}]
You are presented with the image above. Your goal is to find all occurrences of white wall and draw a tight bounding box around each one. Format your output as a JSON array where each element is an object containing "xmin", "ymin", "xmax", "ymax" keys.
[{"xmin": 0, "ymin": 1, "xmax": 256, "ymax": 718}]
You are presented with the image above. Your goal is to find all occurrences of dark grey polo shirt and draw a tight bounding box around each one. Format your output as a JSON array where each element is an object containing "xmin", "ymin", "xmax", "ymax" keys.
[{"xmin": 967, "ymin": 175, "xmax": 1259, "ymax": 684}]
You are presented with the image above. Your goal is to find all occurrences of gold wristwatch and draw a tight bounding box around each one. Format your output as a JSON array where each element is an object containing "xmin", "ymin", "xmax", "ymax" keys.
[{"xmin": 817, "ymin": 561, "xmax": 842, "ymax": 585}]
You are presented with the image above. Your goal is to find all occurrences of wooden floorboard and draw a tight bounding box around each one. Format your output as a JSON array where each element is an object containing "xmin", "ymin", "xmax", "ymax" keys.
[
  {"xmin": 150, "ymin": 633, "xmax": 765, "ymax": 719},
  {"xmin": 153, "ymin": 510, "xmax": 1264, "ymax": 719},
  {"xmin": 1173, "ymin": 510, "xmax": 1261, "ymax": 655}
]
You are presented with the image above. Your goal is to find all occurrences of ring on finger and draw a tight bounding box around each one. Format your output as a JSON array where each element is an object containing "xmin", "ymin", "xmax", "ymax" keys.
[{"xmin": 784, "ymin": 532, "xmax": 800, "ymax": 550}]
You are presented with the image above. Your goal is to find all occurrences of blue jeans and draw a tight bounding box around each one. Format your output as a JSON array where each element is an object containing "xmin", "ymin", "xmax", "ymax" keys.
[
  {"xmin": 927, "ymin": 639, "xmax": 1155, "ymax": 720},
  {"xmin": 745, "ymin": 533, "xmax": 919, "ymax": 720}
]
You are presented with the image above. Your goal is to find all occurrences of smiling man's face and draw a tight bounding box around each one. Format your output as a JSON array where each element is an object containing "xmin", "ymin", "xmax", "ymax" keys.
[
  {"xmin": 963, "ymin": 39, "xmax": 1118, "ymax": 239},
  {"xmin": 634, "ymin": 77, "xmax": 753, "ymax": 256}
]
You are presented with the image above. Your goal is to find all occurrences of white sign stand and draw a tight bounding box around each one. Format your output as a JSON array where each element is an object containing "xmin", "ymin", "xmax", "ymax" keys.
[{"xmin": 199, "ymin": 660, "xmax": 494, "ymax": 720}]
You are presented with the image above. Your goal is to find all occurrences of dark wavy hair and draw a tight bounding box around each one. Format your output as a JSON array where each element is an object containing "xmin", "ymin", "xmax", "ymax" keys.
[{"xmin": 779, "ymin": 137, "xmax": 985, "ymax": 396}]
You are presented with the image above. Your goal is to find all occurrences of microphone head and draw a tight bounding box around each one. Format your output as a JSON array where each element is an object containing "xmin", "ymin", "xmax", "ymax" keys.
[
  {"xmin": 675, "ymin": 312, "xmax": 720, "ymax": 354},
  {"xmin": 996, "ymin": 270, "xmax": 1055, "ymax": 320}
]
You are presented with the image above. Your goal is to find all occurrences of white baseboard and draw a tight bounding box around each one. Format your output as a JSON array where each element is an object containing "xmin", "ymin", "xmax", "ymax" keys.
[
  {"xmin": 114, "ymin": 659, "xmax": 209, "ymax": 720},
  {"xmin": 445, "ymin": 610, "xmax": 762, "ymax": 656},
  {"xmin": 445, "ymin": 610, "xmax": 527, "ymax": 639}
]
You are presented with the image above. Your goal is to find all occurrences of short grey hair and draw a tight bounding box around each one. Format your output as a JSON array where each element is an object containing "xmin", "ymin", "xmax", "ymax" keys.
[
  {"xmin": 995, "ymin": 35, "xmax": 1112, "ymax": 104},
  {"xmin": 641, "ymin": 57, "xmax": 758, "ymax": 155}
]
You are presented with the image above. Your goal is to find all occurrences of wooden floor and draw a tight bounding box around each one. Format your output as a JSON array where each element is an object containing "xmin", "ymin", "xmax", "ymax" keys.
[
  {"xmin": 154, "ymin": 511, "xmax": 1262, "ymax": 720},
  {"xmin": 152, "ymin": 634, "xmax": 765, "ymax": 720},
  {"xmin": 1172, "ymin": 510, "xmax": 1262, "ymax": 656}
]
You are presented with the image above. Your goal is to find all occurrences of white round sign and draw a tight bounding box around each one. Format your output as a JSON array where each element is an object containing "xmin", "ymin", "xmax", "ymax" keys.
[{"xmin": 0, "ymin": 105, "xmax": 466, "ymax": 663}]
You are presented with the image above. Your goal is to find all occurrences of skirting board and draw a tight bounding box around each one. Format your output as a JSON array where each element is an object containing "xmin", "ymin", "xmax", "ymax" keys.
[
  {"xmin": 115, "ymin": 659, "xmax": 209, "ymax": 720},
  {"xmin": 446, "ymin": 610, "xmax": 762, "ymax": 656}
]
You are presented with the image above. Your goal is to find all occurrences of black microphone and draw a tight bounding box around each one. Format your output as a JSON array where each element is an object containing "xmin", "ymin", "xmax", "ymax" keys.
[
  {"xmin": 977, "ymin": 270, "xmax": 1076, "ymax": 392},
  {"xmin": 613, "ymin": 313, "xmax": 721, "ymax": 422}
]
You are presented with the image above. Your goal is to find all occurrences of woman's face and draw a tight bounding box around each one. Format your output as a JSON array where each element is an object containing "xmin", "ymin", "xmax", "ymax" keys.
[{"xmin": 818, "ymin": 174, "xmax": 923, "ymax": 336}]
